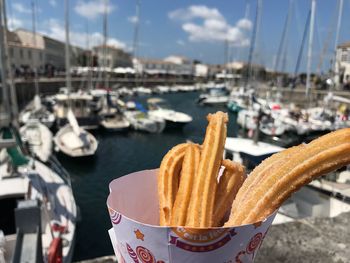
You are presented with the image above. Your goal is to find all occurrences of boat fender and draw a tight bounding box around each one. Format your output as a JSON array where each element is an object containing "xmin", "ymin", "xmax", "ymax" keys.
[{"xmin": 48, "ymin": 237, "xmax": 63, "ymax": 263}]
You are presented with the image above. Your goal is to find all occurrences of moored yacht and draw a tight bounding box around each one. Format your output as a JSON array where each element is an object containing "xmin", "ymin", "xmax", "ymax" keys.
[
  {"xmin": 197, "ymin": 85, "xmax": 229, "ymax": 105},
  {"xmin": 54, "ymin": 110, "xmax": 98, "ymax": 157},
  {"xmin": 53, "ymin": 90, "xmax": 100, "ymax": 130},
  {"xmin": 124, "ymin": 102, "xmax": 165, "ymax": 133},
  {"xmin": 0, "ymin": 127, "xmax": 77, "ymax": 263},
  {"xmin": 19, "ymin": 120, "xmax": 53, "ymax": 163},
  {"xmin": 147, "ymin": 98, "xmax": 192, "ymax": 129},
  {"xmin": 19, "ymin": 95, "xmax": 55, "ymax": 128}
]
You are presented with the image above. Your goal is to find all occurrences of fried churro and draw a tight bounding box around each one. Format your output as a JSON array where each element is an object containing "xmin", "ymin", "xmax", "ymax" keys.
[
  {"xmin": 186, "ymin": 112, "xmax": 228, "ymax": 228},
  {"xmin": 225, "ymin": 128, "xmax": 350, "ymax": 226},
  {"xmin": 228, "ymin": 145, "xmax": 305, "ymax": 223},
  {"xmin": 158, "ymin": 143, "xmax": 188, "ymax": 226},
  {"xmin": 171, "ymin": 144, "xmax": 201, "ymax": 226},
  {"xmin": 212, "ymin": 159, "xmax": 245, "ymax": 227}
]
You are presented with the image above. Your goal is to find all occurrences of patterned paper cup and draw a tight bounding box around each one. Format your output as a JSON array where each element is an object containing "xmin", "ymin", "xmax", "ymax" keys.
[{"xmin": 107, "ymin": 169, "xmax": 277, "ymax": 263}]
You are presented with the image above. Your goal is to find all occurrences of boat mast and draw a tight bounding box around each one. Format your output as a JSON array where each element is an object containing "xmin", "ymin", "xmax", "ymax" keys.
[
  {"xmin": 274, "ymin": 0, "xmax": 293, "ymax": 73},
  {"xmin": 132, "ymin": 0, "xmax": 140, "ymax": 85},
  {"xmin": 0, "ymin": 0, "xmax": 10, "ymax": 128},
  {"xmin": 31, "ymin": 0, "xmax": 39, "ymax": 95},
  {"xmin": 103, "ymin": 0, "xmax": 108, "ymax": 89},
  {"xmin": 245, "ymin": 0, "xmax": 262, "ymax": 90},
  {"xmin": 305, "ymin": 0, "xmax": 316, "ymax": 98},
  {"xmin": 65, "ymin": 0, "xmax": 72, "ymax": 94},
  {"xmin": 332, "ymin": 0, "xmax": 343, "ymax": 88},
  {"xmin": 0, "ymin": 0, "xmax": 18, "ymax": 125}
]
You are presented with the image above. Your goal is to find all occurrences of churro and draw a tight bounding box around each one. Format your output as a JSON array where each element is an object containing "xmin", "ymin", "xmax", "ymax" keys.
[
  {"xmin": 228, "ymin": 145, "xmax": 305, "ymax": 224},
  {"xmin": 158, "ymin": 143, "xmax": 188, "ymax": 226},
  {"xmin": 212, "ymin": 159, "xmax": 245, "ymax": 227},
  {"xmin": 186, "ymin": 112, "xmax": 228, "ymax": 227},
  {"xmin": 171, "ymin": 144, "xmax": 201, "ymax": 226},
  {"xmin": 225, "ymin": 128, "xmax": 350, "ymax": 226}
]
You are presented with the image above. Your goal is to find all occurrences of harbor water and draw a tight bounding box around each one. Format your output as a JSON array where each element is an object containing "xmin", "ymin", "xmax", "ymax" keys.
[{"xmin": 63, "ymin": 91, "xmax": 236, "ymax": 261}]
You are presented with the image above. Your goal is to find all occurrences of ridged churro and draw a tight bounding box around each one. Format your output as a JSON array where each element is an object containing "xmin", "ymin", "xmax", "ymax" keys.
[
  {"xmin": 212, "ymin": 159, "xmax": 245, "ymax": 227},
  {"xmin": 158, "ymin": 143, "xmax": 188, "ymax": 226},
  {"xmin": 225, "ymin": 128, "xmax": 350, "ymax": 226},
  {"xmin": 171, "ymin": 144, "xmax": 201, "ymax": 226},
  {"xmin": 186, "ymin": 112, "xmax": 228, "ymax": 227},
  {"xmin": 229, "ymin": 145, "xmax": 305, "ymax": 224}
]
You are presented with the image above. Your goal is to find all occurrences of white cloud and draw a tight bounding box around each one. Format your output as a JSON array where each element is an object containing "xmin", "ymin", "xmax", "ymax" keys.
[
  {"xmin": 169, "ymin": 5, "xmax": 224, "ymax": 21},
  {"xmin": 177, "ymin": 40, "xmax": 185, "ymax": 46},
  {"xmin": 7, "ymin": 17, "xmax": 23, "ymax": 30},
  {"xmin": 236, "ymin": 18, "xmax": 253, "ymax": 30},
  {"xmin": 13, "ymin": 3, "xmax": 31, "ymax": 14},
  {"xmin": 49, "ymin": 0, "xmax": 57, "ymax": 7},
  {"xmin": 128, "ymin": 16, "xmax": 139, "ymax": 24},
  {"xmin": 39, "ymin": 19, "xmax": 126, "ymax": 50},
  {"xmin": 169, "ymin": 5, "xmax": 251, "ymax": 46},
  {"xmin": 74, "ymin": 0, "xmax": 115, "ymax": 20}
]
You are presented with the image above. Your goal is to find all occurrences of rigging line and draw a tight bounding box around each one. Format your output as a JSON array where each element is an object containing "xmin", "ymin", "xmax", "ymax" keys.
[
  {"xmin": 332, "ymin": 0, "xmax": 343, "ymax": 85},
  {"xmin": 245, "ymin": 0, "xmax": 262, "ymax": 87},
  {"xmin": 6, "ymin": 0, "xmax": 13, "ymax": 30},
  {"xmin": 293, "ymin": 0, "xmax": 303, "ymax": 39},
  {"xmin": 314, "ymin": 13, "xmax": 323, "ymax": 73},
  {"xmin": 316, "ymin": 0, "xmax": 338, "ymax": 75},
  {"xmin": 274, "ymin": 0, "xmax": 294, "ymax": 72},
  {"xmin": 32, "ymin": 0, "xmax": 39, "ymax": 95},
  {"xmin": 294, "ymin": 9, "xmax": 311, "ymax": 77}
]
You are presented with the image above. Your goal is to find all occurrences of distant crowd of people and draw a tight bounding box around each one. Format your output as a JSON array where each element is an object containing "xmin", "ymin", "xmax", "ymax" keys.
[{"xmin": 11, "ymin": 64, "xmax": 65, "ymax": 79}]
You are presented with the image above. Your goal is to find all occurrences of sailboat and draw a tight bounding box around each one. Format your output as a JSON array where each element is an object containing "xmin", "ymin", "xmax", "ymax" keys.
[
  {"xmin": 19, "ymin": 119, "xmax": 53, "ymax": 162},
  {"xmin": 96, "ymin": 1, "xmax": 130, "ymax": 132},
  {"xmin": 54, "ymin": 0, "xmax": 98, "ymax": 157},
  {"xmin": 54, "ymin": 109, "xmax": 98, "ymax": 157},
  {"xmin": 18, "ymin": 2, "xmax": 56, "ymax": 129},
  {"xmin": 99, "ymin": 92, "xmax": 130, "ymax": 131},
  {"xmin": 19, "ymin": 95, "xmax": 56, "ymax": 128},
  {"xmin": 0, "ymin": 0, "xmax": 77, "ymax": 261}
]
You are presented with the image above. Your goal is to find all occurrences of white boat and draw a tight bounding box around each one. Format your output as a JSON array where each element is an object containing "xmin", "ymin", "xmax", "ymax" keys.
[
  {"xmin": 53, "ymin": 91, "xmax": 100, "ymax": 130},
  {"xmin": 147, "ymin": 98, "xmax": 192, "ymax": 129},
  {"xmin": 54, "ymin": 110, "xmax": 98, "ymax": 157},
  {"xmin": 224, "ymin": 137, "xmax": 350, "ymax": 225},
  {"xmin": 124, "ymin": 110, "xmax": 165, "ymax": 133},
  {"xmin": 134, "ymin": 86, "xmax": 152, "ymax": 95},
  {"xmin": 0, "ymin": 130, "xmax": 76, "ymax": 263},
  {"xmin": 100, "ymin": 113, "xmax": 130, "ymax": 131},
  {"xmin": 224, "ymin": 137, "xmax": 284, "ymax": 167},
  {"xmin": 19, "ymin": 95, "xmax": 55, "ymax": 128},
  {"xmin": 19, "ymin": 120, "xmax": 53, "ymax": 162},
  {"xmin": 237, "ymin": 109, "xmax": 286, "ymax": 136},
  {"xmin": 98, "ymin": 93, "xmax": 130, "ymax": 131},
  {"xmin": 197, "ymin": 85, "xmax": 229, "ymax": 105}
]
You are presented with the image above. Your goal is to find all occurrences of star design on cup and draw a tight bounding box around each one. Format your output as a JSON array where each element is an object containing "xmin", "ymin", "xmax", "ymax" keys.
[{"xmin": 134, "ymin": 229, "xmax": 144, "ymax": 241}]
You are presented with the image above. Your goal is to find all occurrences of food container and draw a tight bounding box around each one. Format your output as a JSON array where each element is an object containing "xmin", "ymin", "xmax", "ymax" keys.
[{"xmin": 107, "ymin": 169, "xmax": 277, "ymax": 263}]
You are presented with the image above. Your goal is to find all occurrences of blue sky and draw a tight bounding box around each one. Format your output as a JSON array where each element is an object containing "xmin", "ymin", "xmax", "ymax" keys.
[{"xmin": 6, "ymin": 0, "xmax": 350, "ymax": 73}]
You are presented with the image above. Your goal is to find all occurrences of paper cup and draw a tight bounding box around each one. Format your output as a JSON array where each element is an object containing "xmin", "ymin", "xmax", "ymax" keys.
[{"xmin": 107, "ymin": 169, "xmax": 276, "ymax": 263}]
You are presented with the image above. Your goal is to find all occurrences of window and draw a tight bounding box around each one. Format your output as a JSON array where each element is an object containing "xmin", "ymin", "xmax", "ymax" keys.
[
  {"xmin": 341, "ymin": 53, "xmax": 347, "ymax": 62},
  {"xmin": 19, "ymin": 49, "xmax": 23, "ymax": 59},
  {"xmin": 39, "ymin": 52, "xmax": 43, "ymax": 61},
  {"xmin": 28, "ymin": 50, "xmax": 32, "ymax": 60},
  {"xmin": 9, "ymin": 47, "xmax": 14, "ymax": 58}
]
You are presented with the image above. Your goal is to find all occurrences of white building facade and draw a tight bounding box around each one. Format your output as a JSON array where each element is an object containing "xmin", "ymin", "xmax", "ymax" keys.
[{"xmin": 335, "ymin": 42, "xmax": 350, "ymax": 86}]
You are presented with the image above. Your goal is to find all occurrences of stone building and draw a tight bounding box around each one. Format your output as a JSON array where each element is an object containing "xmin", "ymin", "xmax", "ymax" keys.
[
  {"xmin": 7, "ymin": 28, "xmax": 84, "ymax": 75},
  {"xmin": 92, "ymin": 45, "xmax": 132, "ymax": 68}
]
